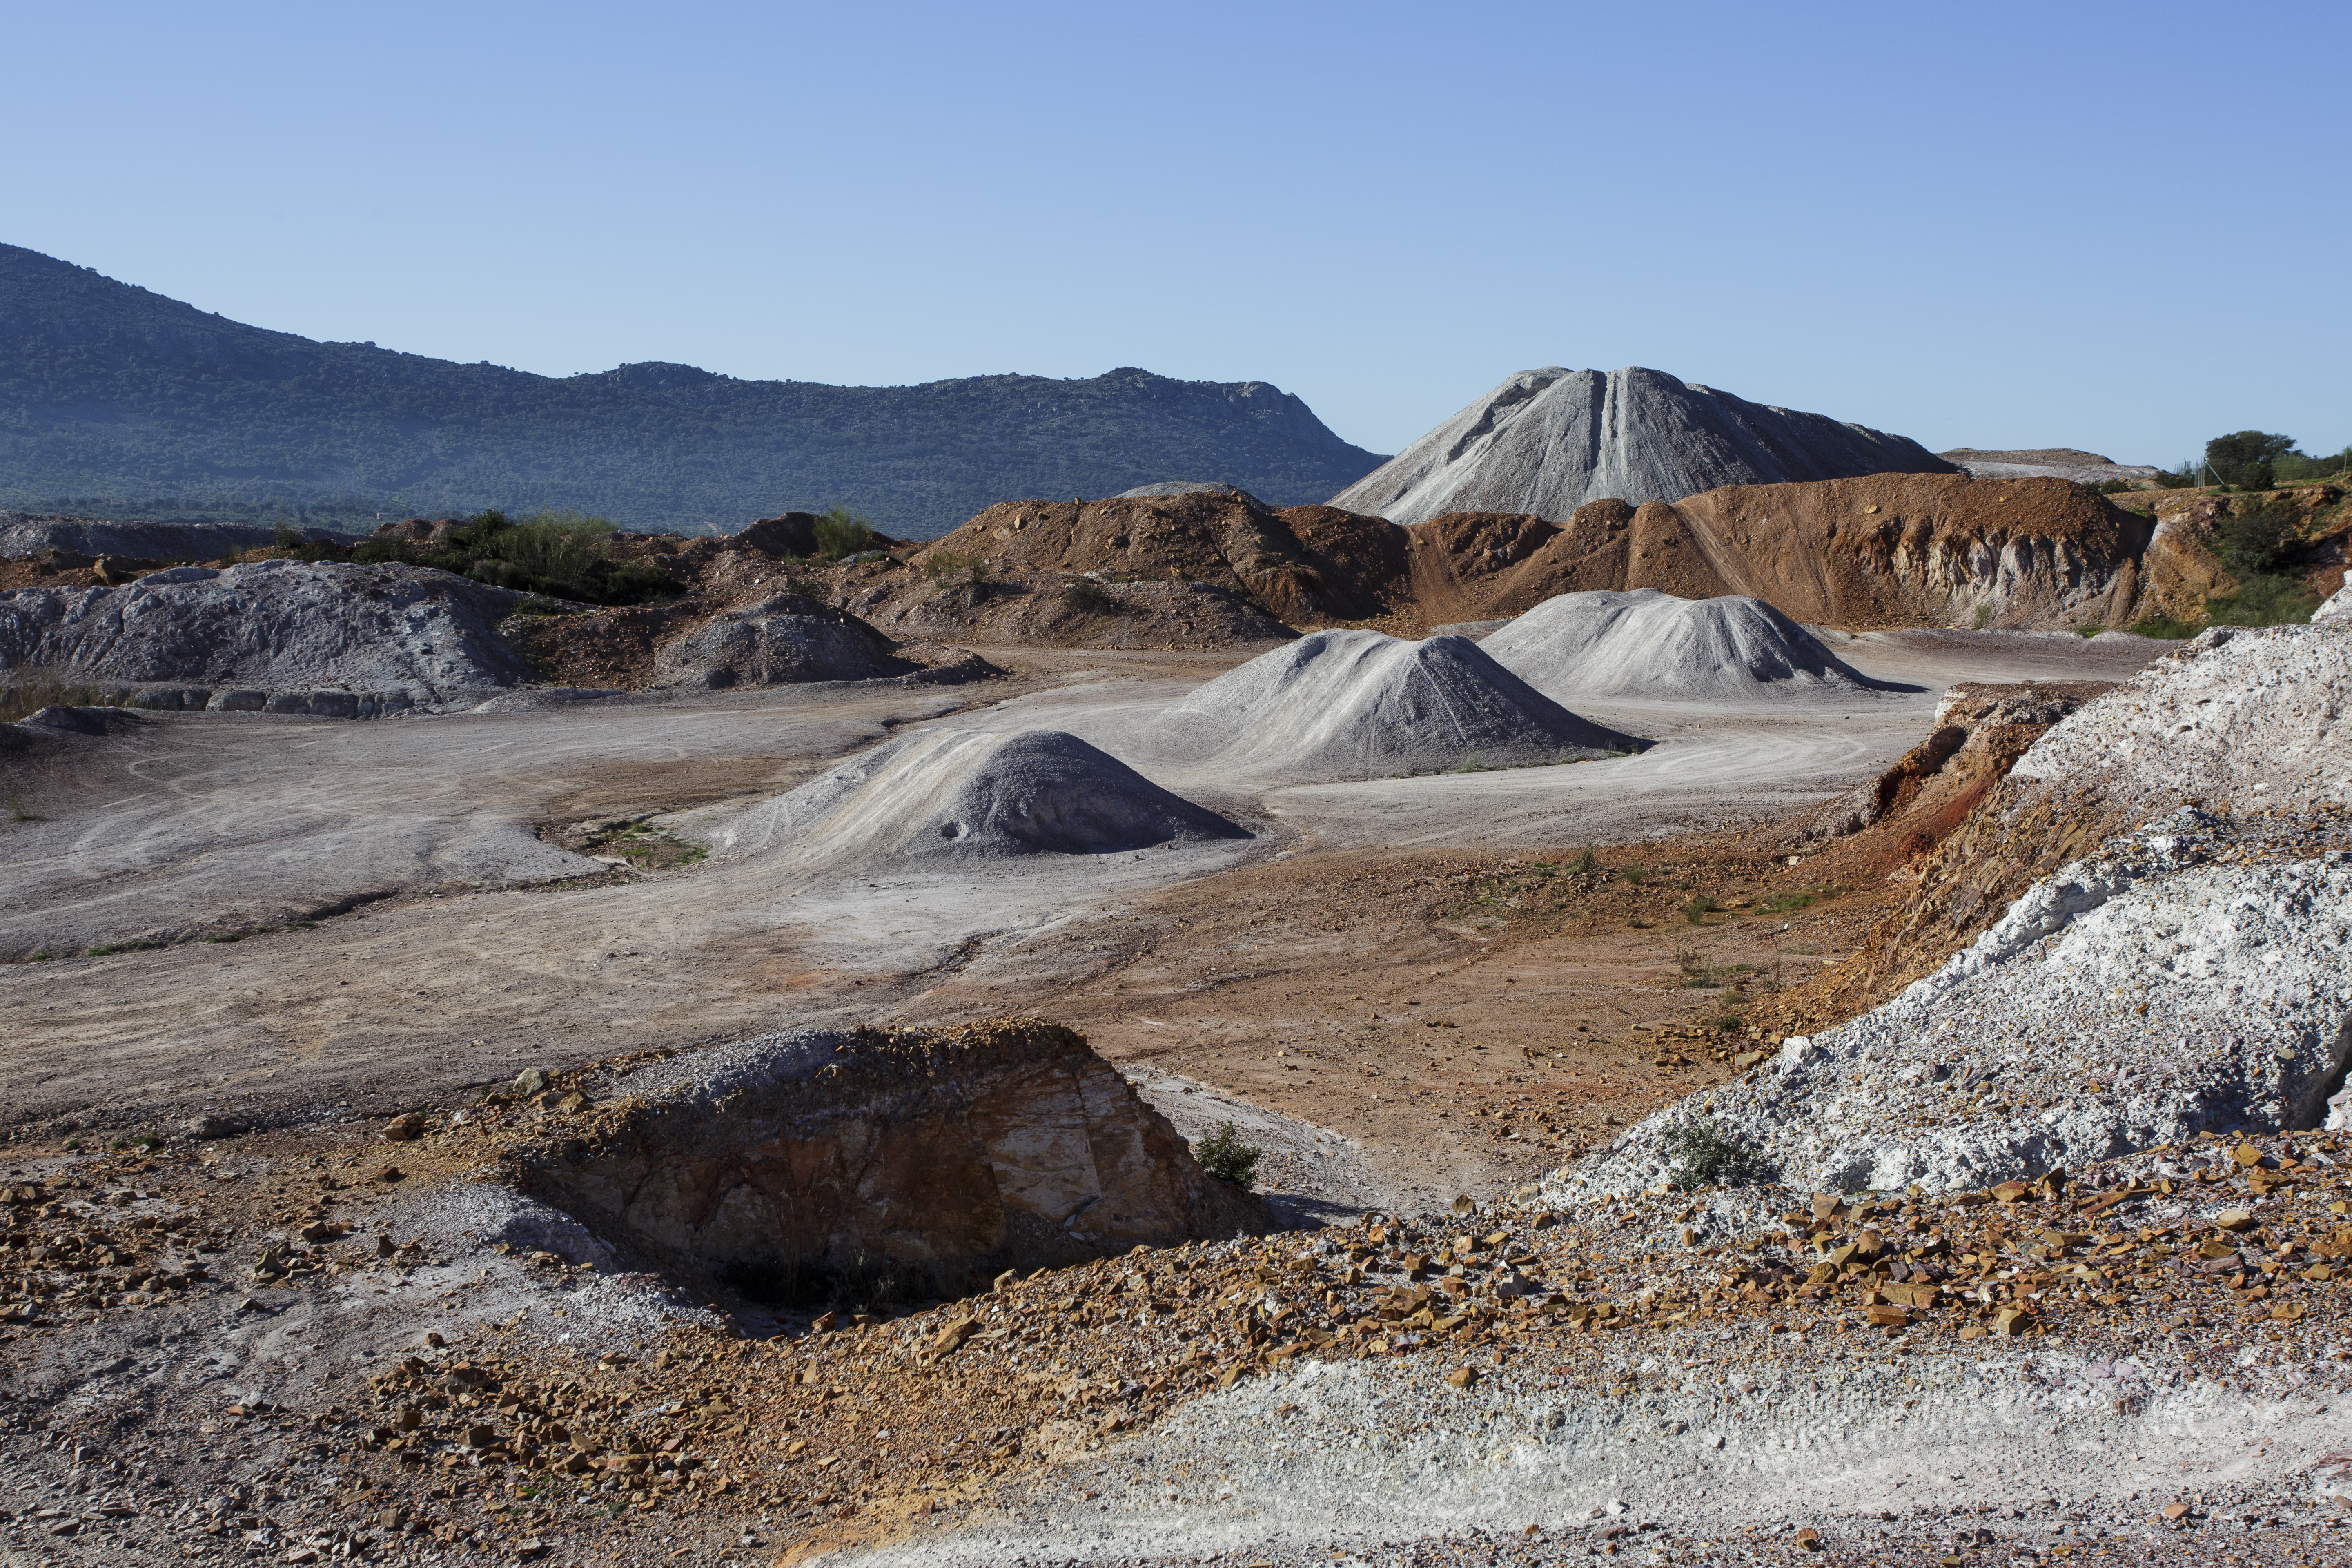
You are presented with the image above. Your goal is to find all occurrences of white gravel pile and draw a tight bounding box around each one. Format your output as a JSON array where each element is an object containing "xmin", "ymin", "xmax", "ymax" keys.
[
  {"xmin": 2011, "ymin": 619, "xmax": 2352, "ymax": 812},
  {"xmin": 652, "ymin": 591, "xmax": 912, "ymax": 688},
  {"xmin": 701, "ymin": 727, "xmax": 1247, "ymax": 872},
  {"xmin": 0, "ymin": 558, "xmax": 528, "ymax": 710},
  {"xmin": 1481, "ymin": 588, "xmax": 1887, "ymax": 703},
  {"xmin": 1556, "ymin": 811, "xmax": 2352, "ymax": 1198},
  {"xmin": 2316, "ymin": 581, "xmax": 2352, "ymax": 623},
  {"xmin": 1163, "ymin": 628, "xmax": 1641, "ymax": 782}
]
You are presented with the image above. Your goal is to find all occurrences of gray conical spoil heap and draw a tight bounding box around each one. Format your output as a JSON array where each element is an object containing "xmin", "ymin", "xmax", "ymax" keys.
[{"xmin": 1332, "ymin": 366, "xmax": 1954, "ymax": 525}]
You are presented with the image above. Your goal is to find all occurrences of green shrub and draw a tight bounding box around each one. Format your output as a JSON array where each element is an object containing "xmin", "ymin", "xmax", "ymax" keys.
[
  {"xmin": 2207, "ymin": 574, "xmax": 2322, "ymax": 627},
  {"xmin": 1971, "ymin": 603, "xmax": 1995, "ymax": 630},
  {"xmin": 2209, "ymin": 502, "xmax": 2301, "ymax": 578},
  {"xmin": 2090, "ymin": 479, "xmax": 2134, "ymax": 495},
  {"xmin": 922, "ymin": 550, "xmax": 989, "ymax": 604},
  {"xmin": 1196, "ymin": 1122, "xmax": 1262, "ymax": 1188},
  {"xmin": 1566, "ymin": 848, "xmax": 1596, "ymax": 875},
  {"xmin": 1682, "ymin": 894, "xmax": 1717, "ymax": 924},
  {"xmin": 813, "ymin": 506, "xmax": 876, "ymax": 561},
  {"xmin": 1062, "ymin": 578, "xmax": 1113, "ymax": 615},
  {"xmin": 1662, "ymin": 1118, "xmax": 1769, "ymax": 1190},
  {"xmin": 2129, "ymin": 614, "xmax": 2199, "ymax": 639}
]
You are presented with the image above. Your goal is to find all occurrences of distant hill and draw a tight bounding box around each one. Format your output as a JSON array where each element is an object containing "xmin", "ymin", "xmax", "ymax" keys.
[
  {"xmin": 0, "ymin": 243, "xmax": 1385, "ymax": 537},
  {"xmin": 1332, "ymin": 366, "xmax": 1954, "ymax": 526}
]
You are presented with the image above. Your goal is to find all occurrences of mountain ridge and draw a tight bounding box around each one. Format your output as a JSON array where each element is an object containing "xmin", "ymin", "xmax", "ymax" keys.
[{"xmin": 0, "ymin": 243, "xmax": 1385, "ymax": 536}]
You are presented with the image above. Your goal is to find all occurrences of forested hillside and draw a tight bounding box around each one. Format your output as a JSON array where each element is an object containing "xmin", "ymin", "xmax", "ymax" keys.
[{"xmin": 0, "ymin": 244, "xmax": 1384, "ymax": 535}]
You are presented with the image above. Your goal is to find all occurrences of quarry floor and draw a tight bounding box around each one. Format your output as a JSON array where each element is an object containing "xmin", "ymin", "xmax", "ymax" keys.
[{"xmin": 8, "ymin": 625, "xmax": 2316, "ymax": 1566}]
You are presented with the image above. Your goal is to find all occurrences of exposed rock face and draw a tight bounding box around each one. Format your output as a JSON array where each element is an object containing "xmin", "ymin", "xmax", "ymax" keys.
[
  {"xmin": 0, "ymin": 558, "xmax": 528, "ymax": 709},
  {"xmin": 1331, "ymin": 368, "xmax": 1954, "ymax": 526},
  {"xmin": 1801, "ymin": 680, "xmax": 2114, "ymax": 849},
  {"xmin": 507, "ymin": 1020, "xmax": 1267, "ymax": 1297},
  {"xmin": 704, "ymin": 728, "xmax": 1247, "ymax": 872},
  {"xmin": 1812, "ymin": 618, "xmax": 2352, "ymax": 1013},
  {"xmin": 650, "ymin": 592, "xmax": 912, "ymax": 688},
  {"xmin": 1164, "ymin": 628, "xmax": 1641, "ymax": 782},
  {"xmin": 1555, "ymin": 814, "xmax": 2352, "ymax": 1198}
]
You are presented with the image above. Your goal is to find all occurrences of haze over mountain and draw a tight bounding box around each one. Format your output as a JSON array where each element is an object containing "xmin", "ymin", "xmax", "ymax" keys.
[
  {"xmin": 0, "ymin": 243, "xmax": 1385, "ymax": 536},
  {"xmin": 1332, "ymin": 366, "xmax": 1954, "ymax": 526}
]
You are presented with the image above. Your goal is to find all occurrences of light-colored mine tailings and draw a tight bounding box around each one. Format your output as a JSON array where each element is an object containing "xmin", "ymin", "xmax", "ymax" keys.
[
  {"xmin": 651, "ymin": 590, "xmax": 915, "ymax": 688},
  {"xmin": 1330, "ymin": 365, "xmax": 1955, "ymax": 526},
  {"xmin": 1162, "ymin": 627, "xmax": 1643, "ymax": 782},
  {"xmin": 0, "ymin": 558, "xmax": 529, "ymax": 712},
  {"xmin": 700, "ymin": 726, "xmax": 1248, "ymax": 871},
  {"xmin": 1481, "ymin": 586, "xmax": 1893, "ymax": 703}
]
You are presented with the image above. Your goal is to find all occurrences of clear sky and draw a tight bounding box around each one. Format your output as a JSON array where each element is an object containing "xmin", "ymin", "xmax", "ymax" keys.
[{"xmin": 7, "ymin": 1, "xmax": 2345, "ymax": 466}]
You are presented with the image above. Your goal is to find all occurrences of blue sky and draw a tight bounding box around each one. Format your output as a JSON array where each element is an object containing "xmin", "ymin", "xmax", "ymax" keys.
[{"xmin": 7, "ymin": 1, "xmax": 2345, "ymax": 464}]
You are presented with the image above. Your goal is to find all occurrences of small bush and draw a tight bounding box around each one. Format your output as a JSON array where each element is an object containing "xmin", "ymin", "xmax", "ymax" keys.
[
  {"xmin": 813, "ymin": 507, "xmax": 877, "ymax": 562},
  {"xmin": 2207, "ymin": 574, "xmax": 2322, "ymax": 627},
  {"xmin": 2209, "ymin": 502, "xmax": 2301, "ymax": 579},
  {"xmin": 2076, "ymin": 623, "xmax": 2104, "ymax": 639},
  {"xmin": 1062, "ymin": 578, "xmax": 1114, "ymax": 615},
  {"xmin": 2090, "ymin": 479, "xmax": 2134, "ymax": 495},
  {"xmin": 1566, "ymin": 848, "xmax": 1596, "ymax": 875},
  {"xmin": 1971, "ymin": 603, "xmax": 1995, "ymax": 630},
  {"xmin": 1662, "ymin": 1118, "xmax": 1769, "ymax": 1190},
  {"xmin": 1196, "ymin": 1122, "xmax": 1262, "ymax": 1188},
  {"xmin": 922, "ymin": 550, "xmax": 989, "ymax": 604},
  {"xmin": 272, "ymin": 521, "xmax": 303, "ymax": 550},
  {"xmin": 1622, "ymin": 865, "xmax": 1645, "ymax": 885},
  {"xmin": 2129, "ymin": 614, "xmax": 2199, "ymax": 639},
  {"xmin": 1681, "ymin": 894, "xmax": 1717, "ymax": 924}
]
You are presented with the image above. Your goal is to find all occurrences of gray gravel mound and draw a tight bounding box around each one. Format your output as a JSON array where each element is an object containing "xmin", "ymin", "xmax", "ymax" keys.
[
  {"xmin": 0, "ymin": 558, "xmax": 528, "ymax": 710},
  {"xmin": 1938, "ymin": 447, "xmax": 2165, "ymax": 486},
  {"xmin": 1164, "ymin": 628, "xmax": 1643, "ymax": 783},
  {"xmin": 1554, "ymin": 811, "xmax": 2352, "ymax": 1199},
  {"xmin": 1331, "ymin": 366, "xmax": 1954, "ymax": 526},
  {"xmin": 652, "ymin": 592, "xmax": 912, "ymax": 689},
  {"xmin": 1482, "ymin": 588, "xmax": 1891, "ymax": 703},
  {"xmin": 2312, "ymin": 580, "xmax": 2352, "ymax": 623},
  {"xmin": 704, "ymin": 727, "xmax": 1247, "ymax": 872},
  {"xmin": 0, "ymin": 512, "xmax": 356, "ymax": 560},
  {"xmin": 1114, "ymin": 481, "xmax": 1261, "ymax": 502},
  {"xmin": 2011, "ymin": 619, "xmax": 2352, "ymax": 813}
]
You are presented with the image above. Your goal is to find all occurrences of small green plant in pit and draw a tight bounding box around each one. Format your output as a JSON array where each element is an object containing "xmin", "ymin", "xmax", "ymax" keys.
[
  {"xmin": 1681, "ymin": 894, "xmax": 1717, "ymax": 924},
  {"xmin": 1566, "ymin": 848, "xmax": 1596, "ymax": 875},
  {"xmin": 1062, "ymin": 578, "xmax": 1114, "ymax": 615},
  {"xmin": 1754, "ymin": 885, "xmax": 1842, "ymax": 916},
  {"xmin": 1196, "ymin": 1122, "xmax": 1262, "ymax": 1188},
  {"xmin": 922, "ymin": 550, "xmax": 989, "ymax": 602},
  {"xmin": 1706, "ymin": 1006, "xmax": 1748, "ymax": 1033},
  {"xmin": 1972, "ymin": 603, "xmax": 1995, "ymax": 630},
  {"xmin": 6, "ymin": 795, "xmax": 44, "ymax": 823},
  {"xmin": 2129, "ymin": 613, "xmax": 2199, "ymax": 640},
  {"xmin": 1663, "ymin": 1117, "xmax": 1769, "ymax": 1190},
  {"xmin": 1622, "ymin": 865, "xmax": 1646, "ymax": 885}
]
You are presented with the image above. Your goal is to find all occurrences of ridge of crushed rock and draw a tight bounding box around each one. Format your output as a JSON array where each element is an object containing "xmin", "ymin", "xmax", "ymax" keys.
[
  {"xmin": 650, "ymin": 590, "xmax": 914, "ymax": 688},
  {"xmin": 0, "ymin": 557, "xmax": 530, "ymax": 709}
]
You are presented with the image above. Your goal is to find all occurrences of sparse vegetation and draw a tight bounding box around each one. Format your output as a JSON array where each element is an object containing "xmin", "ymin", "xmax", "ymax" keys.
[
  {"xmin": 302, "ymin": 509, "xmax": 677, "ymax": 605},
  {"xmin": 922, "ymin": 550, "xmax": 990, "ymax": 604},
  {"xmin": 0, "ymin": 668, "xmax": 127, "ymax": 724},
  {"xmin": 1195, "ymin": 1122, "xmax": 1262, "ymax": 1188},
  {"xmin": 812, "ymin": 507, "xmax": 877, "ymax": 562},
  {"xmin": 1661, "ymin": 1117, "xmax": 1769, "ymax": 1190},
  {"xmin": 1062, "ymin": 578, "xmax": 1114, "ymax": 615},
  {"xmin": 1681, "ymin": 894, "xmax": 1717, "ymax": 924},
  {"xmin": 2129, "ymin": 613, "xmax": 2199, "ymax": 640},
  {"xmin": 6, "ymin": 795, "xmax": 44, "ymax": 823},
  {"xmin": 1971, "ymin": 603, "xmax": 1995, "ymax": 630},
  {"xmin": 1566, "ymin": 848, "xmax": 1596, "ymax": 875}
]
